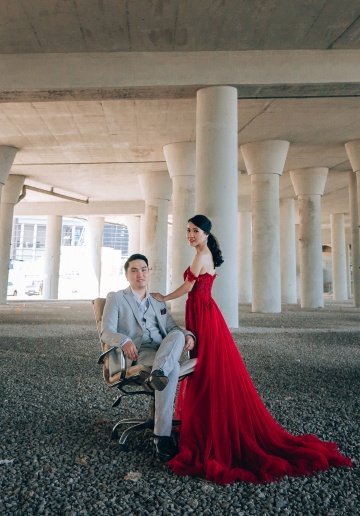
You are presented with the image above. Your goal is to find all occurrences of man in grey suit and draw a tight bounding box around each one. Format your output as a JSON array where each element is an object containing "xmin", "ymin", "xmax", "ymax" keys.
[{"xmin": 101, "ymin": 253, "xmax": 195, "ymax": 461}]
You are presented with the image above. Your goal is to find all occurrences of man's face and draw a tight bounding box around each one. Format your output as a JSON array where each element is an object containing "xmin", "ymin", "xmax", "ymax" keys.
[{"xmin": 125, "ymin": 259, "xmax": 150, "ymax": 290}]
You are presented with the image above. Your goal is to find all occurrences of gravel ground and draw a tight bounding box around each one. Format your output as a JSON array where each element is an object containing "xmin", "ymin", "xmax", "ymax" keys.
[{"xmin": 0, "ymin": 299, "xmax": 359, "ymax": 516}]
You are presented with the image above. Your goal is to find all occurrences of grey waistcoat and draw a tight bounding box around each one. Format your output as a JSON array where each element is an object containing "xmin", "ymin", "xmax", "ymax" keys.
[{"xmin": 140, "ymin": 302, "xmax": 163, "ymax": 349}]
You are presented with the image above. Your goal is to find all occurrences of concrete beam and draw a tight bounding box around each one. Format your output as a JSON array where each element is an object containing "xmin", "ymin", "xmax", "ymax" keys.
[
  {"xmin": 14, "ymin": 200, "xmax": 145, "ymax": 217},
  {"xmin": 2, "ymin": 50, "xmax": 360, "ymax": 102}
]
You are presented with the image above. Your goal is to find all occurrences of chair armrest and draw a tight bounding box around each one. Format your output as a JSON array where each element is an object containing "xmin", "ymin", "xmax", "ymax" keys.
[
  {"xmin": 97, "ymin": 346, "xmax": 117, "ymax": 364},
  {"xmin": 179, "ymin": 358, "xmax": 197, "ymax": 378}
]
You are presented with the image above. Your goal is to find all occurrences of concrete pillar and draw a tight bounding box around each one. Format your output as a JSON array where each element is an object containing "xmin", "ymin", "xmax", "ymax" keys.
[
  {"xmin": 139, "ymin": 214, "xmax": 145, "ymax": 255},
  {"xmin": 280, "ymin": 197, "xmax": 297, "ymax": 304},
  {"xmin": 167, "ymin": 223, "xmax": 172, "ymax": 293},
  {"xmin": 345, "ymin": 140, "xmax": 360, "ymax": 307},
  {"xmin": 238, "ymin": 211, "xmax": 252, "ymax": 303},
  {"xmin": 345, "ymin": 139, "xmax": 360, "ymax": 209},
  {"xmin": 346, "ymin": 245, "xmax": 351, "ymax": 299},
  {"xmin": 196, "ymin": 86, "xmax": 238, "ymax": 327},
  {"xmin": 330, "ymin": 213, "xmax": 347, "ymax": 302},
  {"xmin": 0, "ymin": 175, "xmax": 25, "ymax": 303},
  {"xmin": 164, "ymin": 141, "xmax": 196, "ymax": 312},
  {"xmin": 0, "ymin": 147, "xmax": 17, "ymax": 203},
  {"xmin": 126, "ymin": 215, "xmax": 141, "ymax": 256},
  {"xmin": 86, "ymin": 216, "xmax": 105, "ymax": 297},
  {"xmin": 43, "ymin": 215, "xmax": 62, "ymax": 300},
  {"xmin": 238, "ymin": 173, "xmax": 252, "ymax": 304},
  {"xmin": 290, "ymin": 167, "xmax": 328, "ymax": 308},
  {"xmin": 348, "ymin": 171, "xmax": 360, "ymax": 306},
  {"xmin": 241, "ymin": 140, "xmax": 290, "ymax": 313},
  {"xmin": 137, "ymin": 171, "xmax": 172, "ymax": 293},
  {"xmin": 295, "ymin": 223, "xmax": 301, "ymax": 302}
]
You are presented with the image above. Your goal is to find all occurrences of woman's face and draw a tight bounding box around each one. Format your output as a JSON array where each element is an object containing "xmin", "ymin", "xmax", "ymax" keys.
[{"xmin": 187, "ymin": 222, "xmax": 207, "ymax": 247}]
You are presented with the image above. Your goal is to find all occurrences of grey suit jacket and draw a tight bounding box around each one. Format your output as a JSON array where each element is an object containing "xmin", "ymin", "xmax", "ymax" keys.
[{"xmin": 101, "ymin": 286, "xmax": 194, "ymax": 375}]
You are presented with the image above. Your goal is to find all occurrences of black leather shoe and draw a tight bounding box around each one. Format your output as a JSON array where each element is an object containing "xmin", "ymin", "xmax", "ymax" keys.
[
  {"xmin": 144, "ymin": 369, "xmax": 169, "ymax": 392},
  {"xmin": 154, "ymin": 435, "xmax": 178, "ymax": 461}
]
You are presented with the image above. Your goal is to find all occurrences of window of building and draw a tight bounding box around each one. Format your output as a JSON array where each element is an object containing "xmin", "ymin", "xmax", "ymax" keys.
[
  {"xmin": 36, "ymin": 225, "xmax": 46, "ymax": 248},
  {"xmin": 103, "ymin": 223, "xmax": 129, "ymax": 255},
  {"xmin": 23, "ymin": 224, "xmax": 33, "ymax": 248},
  {"xmin": 62, "ymin": 225, "xmax": 73, "ymax": 246}
]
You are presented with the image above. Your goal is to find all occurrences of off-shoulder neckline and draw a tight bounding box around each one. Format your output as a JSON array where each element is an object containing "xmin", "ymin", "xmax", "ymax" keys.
[{"xmin": 186, "ymin": 266, "xmax": 216, "ymax": 278}]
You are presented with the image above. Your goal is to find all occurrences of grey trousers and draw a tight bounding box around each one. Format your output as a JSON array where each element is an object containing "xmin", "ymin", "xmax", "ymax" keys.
[{"xmin": 136, "ymin": 330, "xmax": 185, "ymax": 437}]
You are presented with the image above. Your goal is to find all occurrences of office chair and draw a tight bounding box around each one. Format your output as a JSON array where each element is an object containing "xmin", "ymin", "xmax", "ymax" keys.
[{"xmin": 93, "ymin": 297, "xmax": 195, "ymax": 451}]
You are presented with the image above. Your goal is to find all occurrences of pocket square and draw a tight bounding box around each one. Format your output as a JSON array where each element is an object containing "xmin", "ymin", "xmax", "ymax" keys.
[{"xmin": 160, "ymin": 308, "xmax": 166, "ymax": 315}]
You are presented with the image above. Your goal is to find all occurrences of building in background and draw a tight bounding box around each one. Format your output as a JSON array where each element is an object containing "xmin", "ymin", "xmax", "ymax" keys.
[{"xmin": 9, "ymin": 217, "xmax": 129, "ymax": 299}]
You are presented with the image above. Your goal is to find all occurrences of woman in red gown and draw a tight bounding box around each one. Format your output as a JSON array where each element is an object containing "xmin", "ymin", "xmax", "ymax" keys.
[{"xmin": 152, "ymin": 214, "xmax": 352, "ymax": 485}]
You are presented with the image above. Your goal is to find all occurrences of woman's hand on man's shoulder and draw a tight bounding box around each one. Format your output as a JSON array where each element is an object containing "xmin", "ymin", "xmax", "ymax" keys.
[{"xmin": 150, "ymin": 292, "xmax": 165, "ymax": 302}]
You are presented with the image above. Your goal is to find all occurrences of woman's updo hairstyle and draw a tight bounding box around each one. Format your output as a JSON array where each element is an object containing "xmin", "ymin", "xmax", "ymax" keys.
[{"xmin": 188, "ymin": 214, "xmax": 224, "ymax": 268}]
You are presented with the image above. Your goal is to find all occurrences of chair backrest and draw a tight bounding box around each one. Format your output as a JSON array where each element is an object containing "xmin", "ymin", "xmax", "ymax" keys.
[
  {"xmin": 92, "ymin": 297, "xmax": 195, "ymax": 386},
  {"xmin": 93, "ymin": 297, "xmax": 106, "ymax": 344},
  {"xmin": 92, "ymin": 297, "xmax": 123, "ymax": 386}
]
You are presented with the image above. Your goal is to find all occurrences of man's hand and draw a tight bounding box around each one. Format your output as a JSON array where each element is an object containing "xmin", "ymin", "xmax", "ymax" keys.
[
  {"xmin": 122, "ymin": 341, "xmax": 139, "ymax": 361},
  {"xmin": 184, "ymin": 335, "xmax": 195, "ymax": 352}
]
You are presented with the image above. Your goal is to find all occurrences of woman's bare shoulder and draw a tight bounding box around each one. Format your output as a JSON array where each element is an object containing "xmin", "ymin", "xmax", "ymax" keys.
[{"xmin": 191, "ymin": 250, "xmax": 214, "ymax": 275}]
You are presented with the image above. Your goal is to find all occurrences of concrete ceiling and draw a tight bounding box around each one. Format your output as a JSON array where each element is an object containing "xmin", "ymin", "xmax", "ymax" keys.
[
  {"xmin": 2, "ymin": 0, "xmax": 360, "ymax": 53},
  {"xmin": 1, "ymin": 0, "xmax": 360, "ymax": 226}
]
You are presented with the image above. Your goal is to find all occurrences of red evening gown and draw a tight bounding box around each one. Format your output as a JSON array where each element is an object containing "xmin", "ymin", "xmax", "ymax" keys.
[{"xmin": 168, "ymin": 268, "xmax": 352, "ymax": 485}]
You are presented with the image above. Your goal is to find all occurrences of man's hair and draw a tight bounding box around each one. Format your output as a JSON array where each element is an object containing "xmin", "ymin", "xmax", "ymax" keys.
[{"xmin": 124, "ymin": 253, "xmax": 149, "ymax": 273}]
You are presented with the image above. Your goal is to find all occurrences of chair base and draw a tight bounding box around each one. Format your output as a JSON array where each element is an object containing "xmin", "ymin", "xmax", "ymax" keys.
[
  {"xmin": 112, "ymin": 414, "xmax": 181, "ymax": 451},
  {"xmin": 112, "ymin": 417, "xmax": 154, "ymax": 443}
]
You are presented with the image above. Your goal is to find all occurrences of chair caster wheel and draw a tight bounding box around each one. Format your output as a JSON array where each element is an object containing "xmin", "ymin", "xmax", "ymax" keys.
[
  {"xmin": 119, "ymin": 443, "xmax": 129, "ymax": 452},
  {"xmin": 111, "ymin": 431, "xmax": 119, "ymax": 440}
]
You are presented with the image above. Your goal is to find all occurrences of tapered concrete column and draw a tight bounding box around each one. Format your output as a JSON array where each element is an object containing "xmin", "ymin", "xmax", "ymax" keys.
[
  {"xmin": 0, "ymin": 147, "xmax": 17, "ymax": 203},
  {"xmin": 126, "ymin": 215, "xmax": 141, "ymax": 256},
  {"xmin": 43, "ymin": 215, "xmax": 62, "ymax": 300},
  {"xmin": 348, "ymin": 171, "xmax": 360, "ymax": 306},
  {"xmin": 238, "ymin": 174, "xmax": 252, "ymax": 304},
  {"xmin": 295, "ymin": 223, "xmax": 301, "ymax": 301},
  {"xmin": 330, "ymin": 213, "xmax": 347, "ymax": 301},
  {"xmin": 280, "ymin": 198, "xmax": 297, "ymax": 304},
  {"xmin": 137, "ymin": 171, "xmax": 172, "ymax": 293},
  {"xmin": 346, "ymin": 245, "xmax": 351, "ymax": 299},
  {"xmin": 85, "ymin": 216, "xmax": 105, "ymax": 297},
  {"xmin": 290, "ymin": 167, "xmax": 328, "ymax": 308},
  {"xmin": 139, "ymin": 214, "xmax": 145, "ymax": 254},
  {"xmin": 196, "ymin": 86, "xmax": 238, "ymax": 327},
  {"xmin": 241, "ymin": 140, "xmax": 290, "ymax": 313},
  {"xmin": 164, "ymin": 141, "xmax": 196, "ymax": 312},
  {"xmin": 0, "ymin": 175, "xmax": 25, "ymax": 303},
  {"xmin": 167, "ymin": 223, "xmax": 172, "ymax": 293},
  {"xmin": 345, "ymin": 140, "xmax": 360, "ymax": 306},
  {"xmin": 345, "ymin": 139, "xmax": 360, "ymax": 207},
  {"xmin": 238, "ymin": 211, "xmax": 252, "ymax": 303}
]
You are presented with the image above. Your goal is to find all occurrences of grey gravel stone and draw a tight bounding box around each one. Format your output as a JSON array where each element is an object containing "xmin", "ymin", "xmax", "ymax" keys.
[{"xmin": 0, "ymin": 299, "xmax": 358, "ymax": 515}]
